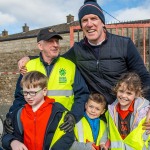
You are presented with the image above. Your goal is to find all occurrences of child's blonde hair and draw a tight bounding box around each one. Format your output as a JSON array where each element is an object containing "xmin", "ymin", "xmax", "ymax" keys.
[
  {"xmin": 21, "ymin": 71, "xmax": 48, "ymax": 89},
  {"xmin": 88, "ymin": 92, "xmax": 107, "ymax": 108},
  {"xmin": 113, "ymin": 72, "xmax": 143, "ymax": 97}
]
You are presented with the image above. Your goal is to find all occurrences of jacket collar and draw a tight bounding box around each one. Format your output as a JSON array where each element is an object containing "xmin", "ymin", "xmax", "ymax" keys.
[
  {"xmin": 82, "ymin": 30, "xmax": 109, "ymax": 47},
  {"xmin": 39, "ymin": 52, "xmax": 59, "ymax": 66}
]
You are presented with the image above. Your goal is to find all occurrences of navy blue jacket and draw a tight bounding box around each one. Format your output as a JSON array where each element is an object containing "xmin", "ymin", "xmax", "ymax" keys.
[
  {"xmin": 2, "ymin": 102, "xmax": 74, "ymax": 150},
  {"xmin": 63, "ymin": 31, "xmax": 150, "ymax": 104},
  {"xmin": 9, "ymin": 54, "xmax": 89, "ymax": 122}
]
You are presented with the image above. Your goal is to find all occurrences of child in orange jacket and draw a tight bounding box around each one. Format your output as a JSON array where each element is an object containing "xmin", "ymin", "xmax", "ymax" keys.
[{"xmin": 2, "ymin": 71, "xmax": 74, "ymax": 150}]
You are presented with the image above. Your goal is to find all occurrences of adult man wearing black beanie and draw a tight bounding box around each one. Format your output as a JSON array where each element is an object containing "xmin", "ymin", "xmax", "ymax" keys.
[
  {"xmin": 67, "ymin": 0, "xmax": 150, "ymax": 104},
  {"xmin": 18, "ymin": 0, "xmax": 150, "ymax": 140},
  {"xmin": 78, "ymin": 0, "xmax": 105, "ymax": 25},
  {"xmin": 65, "ymin": 0, "xmax": 150, "ymax": 139}
]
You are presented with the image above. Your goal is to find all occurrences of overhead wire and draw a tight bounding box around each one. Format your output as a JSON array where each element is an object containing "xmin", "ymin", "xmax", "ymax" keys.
[{"xmin": 102, "ymin": 8, "xmax": 121, "ymax": 23}]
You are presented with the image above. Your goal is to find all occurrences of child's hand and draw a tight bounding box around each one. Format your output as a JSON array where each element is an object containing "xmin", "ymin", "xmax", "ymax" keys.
[
  {"xmin": 92, "ymin": 143, "xmax": 100, "ymax": 150},
  {"xmin": 100, "ymin": 143, "xmax": 108, "ymax": 150},
  {"xmin": 10, "ymin": 140, "xmax": 28, "ymax": 150},
  {"xmin": 92, "ymin": 146, "xmax": 96, "ymax": 150},
  {"xmin": 142, "ymin": 108, "xmax": 150, "ymax": 134}
]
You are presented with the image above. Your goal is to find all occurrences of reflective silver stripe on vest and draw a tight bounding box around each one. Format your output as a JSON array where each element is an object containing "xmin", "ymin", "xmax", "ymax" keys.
[
  {"xmin": 47, "ymin": 90, "xmax": 73, "ymax": 97},
  {"xmin": 142, "ymin": 131, "xmax": 149, "ymax": 150},
  {"xmin": 111, "ymin": 141, "xmax": 134, "ymax": 150},
  {"xmin": 76, "ymin": 121, "xmax": 84, "ymax": 142},
  {"xmin": 124, "ymin": 144, "xmax": 134, "ymax": 150},
  {"xmin": 142, "ymin": 145, "xmax": 147, "ymax": 150},
  {"xmin": 143, "ymin": 131, "xmax": 148, "ymax": 141},
  {"xmin": 111, "ymin": 141, "xmax": 124, "ymax": 149}
]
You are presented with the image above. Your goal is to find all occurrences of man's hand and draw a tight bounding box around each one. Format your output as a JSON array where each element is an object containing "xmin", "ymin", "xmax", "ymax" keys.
[
  {"xmin": 142, "ymin": 108, "xmax": 150, "ymax": 134},
  {"xmin": 59, "ymin": 113, "xmax": 76, "ymax": 132},
  {"xmin": 4, "ymin": 117, "xmax": 14, "ymax": 134},
  {"xmin": 18, "ymin": 56, "xmax": 30, "ymax": 75},
  {"xmin": 10, "ymin": 140, "xmax": 28, "ymax": 150}
]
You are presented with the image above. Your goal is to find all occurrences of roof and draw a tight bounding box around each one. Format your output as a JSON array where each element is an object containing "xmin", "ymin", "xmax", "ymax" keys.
[
  {"xmin": 0, "ymin": 21, "xmax": 80, "ymax": 42},
  {"xmin": 1, "ymin": 19, "xmax": 150, "ymax": 42}
]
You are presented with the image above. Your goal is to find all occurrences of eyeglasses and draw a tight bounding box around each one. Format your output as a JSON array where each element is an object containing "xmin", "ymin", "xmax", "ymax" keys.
[{"xmin": 21, "ymin": 89, "xmax": 42, "ymax": 96}]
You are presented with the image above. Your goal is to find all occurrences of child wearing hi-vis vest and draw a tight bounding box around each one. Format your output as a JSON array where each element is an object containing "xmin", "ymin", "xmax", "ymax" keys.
[
  {"xmin": 70, "ymin": 93, "xmax": 108, "ymax": 150},
  {"xmin": 2, "ymin": 71, "xmax": 74, "ymax": 150},
  {"xmin": 106, "ymin": 72, "xmax": 150, "ymax": 149}
]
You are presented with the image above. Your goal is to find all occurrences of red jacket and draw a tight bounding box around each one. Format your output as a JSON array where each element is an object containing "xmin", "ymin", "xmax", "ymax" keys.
[
  {"xmin": 2, "ymin": 97, "xmax": 74, "ymax": 150},
  {"xmin": 20, "ymin": 97, "xmax": 54, "ymax": 150}
]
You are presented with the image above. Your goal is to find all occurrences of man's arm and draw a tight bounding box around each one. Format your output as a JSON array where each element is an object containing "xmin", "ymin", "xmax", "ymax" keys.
[
  {"xmin": 70, "ymin": 67, "xmax": 89, "ymax": 122},
  {"xmin": 4, "ymin": 74, "xmax": 26, "ymax": 134},
  {"xmin": 2, "ymin": 108, "xmax": 23, "ymax": 150},
  {"xmin": 62, "ymin": 46, "xmax": 76, "ymax": 63},
  {"xmin": 63, "ymin": 45, "xmax": 90, "ymax": 119},
  {"xmin": 126, "ymin": 39, "xmax": 150, "ymax": 100},
  {"xmin": 126, "ymin": 39, "xmax": 150, "ymax": 131},
  {"xmin": 59, "ymin": 67, "xmax": 89, "ymax": 132},
  {"xmin": 9, "ymin": 74, "xmax": 26, "ymax": 112}
]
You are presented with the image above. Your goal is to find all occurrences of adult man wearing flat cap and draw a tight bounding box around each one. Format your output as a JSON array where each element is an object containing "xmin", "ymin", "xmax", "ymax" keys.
[{"xmin": 4, "ymin": 27, "xmax": 89, "ymax": 135}]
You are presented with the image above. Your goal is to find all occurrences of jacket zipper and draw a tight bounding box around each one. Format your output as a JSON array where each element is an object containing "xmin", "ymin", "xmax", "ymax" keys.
[
  {"xmin": 96, "ymin": 60, "xmax": 99, "ymax": 70},
  {"xmin": 34, "ymin": 114, "xmax": 36, "ymax": 150}
]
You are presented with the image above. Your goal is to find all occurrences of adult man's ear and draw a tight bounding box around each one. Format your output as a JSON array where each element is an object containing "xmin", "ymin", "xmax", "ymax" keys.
[{"xmin": 37, "ymin": 42, "xmax": 43, "ymax": 51}]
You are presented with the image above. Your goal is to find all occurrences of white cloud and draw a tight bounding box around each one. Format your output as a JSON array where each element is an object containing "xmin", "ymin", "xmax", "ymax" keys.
[
  {"xmin": 107, "ymin": 0, "xmax": 150, "ymax": 23},
  {"xmin": 0, "ymin": 12, "xmax": 16, "ymax": 25},
  {"xmin": 0, "ymin": 0, "xmax": 150, "ymax": 34},
  {"xmin": 114, "ymin": 7, "xmax": 150, "ymax": 22},
  {"xmin": 0, "ymin": 0, "xmax": 81, "ymax": 27}
]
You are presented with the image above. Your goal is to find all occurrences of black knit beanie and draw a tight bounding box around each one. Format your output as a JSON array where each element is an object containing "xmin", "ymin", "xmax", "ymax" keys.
[{"xmin": 78, "ymin": 0, "xmax": 105, "ymax": 26}]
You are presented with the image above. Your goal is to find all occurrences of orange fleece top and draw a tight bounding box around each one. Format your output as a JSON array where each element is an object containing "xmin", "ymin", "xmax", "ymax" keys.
[{"xmin": 20, "ymin": 97, "xmax": 55, "ymax": 150}]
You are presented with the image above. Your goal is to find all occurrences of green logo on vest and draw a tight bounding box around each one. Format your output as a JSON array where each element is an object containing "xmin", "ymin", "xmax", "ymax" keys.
[
  {"xmin": 59, "ymin": 68, "xmax": 67, "ymax": 83},
  {"xmin": 59, "ymin": 68, "xmax": 66, "ymax": 76}
]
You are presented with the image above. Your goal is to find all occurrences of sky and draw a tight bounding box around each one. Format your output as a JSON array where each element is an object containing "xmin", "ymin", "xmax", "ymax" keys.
[{"xmin": 0, "ymin": 0, "xmax": 150, "ymax": 35}]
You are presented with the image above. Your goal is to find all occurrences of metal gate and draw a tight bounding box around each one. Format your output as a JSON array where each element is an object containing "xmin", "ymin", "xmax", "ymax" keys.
[{"xmin": 70, "ymin": 22, "xmax": 150, "ymax": 71}]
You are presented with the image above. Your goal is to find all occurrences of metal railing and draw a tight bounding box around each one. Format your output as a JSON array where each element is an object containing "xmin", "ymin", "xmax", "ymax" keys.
[{"xmin": 70, "ymin": 23, "xmax": 150, "ymax": 71}]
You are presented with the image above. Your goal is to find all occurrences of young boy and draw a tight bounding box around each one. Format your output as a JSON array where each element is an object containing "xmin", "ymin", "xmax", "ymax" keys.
[
  {"xmin": 70, "ymin": 93, "xmax": 108, "ymax": 150},
  {"xmin": 106, "ymin": 72, "xmax": 150, "ymax": 149},
  {"xmin": 2, "ymin": 71, "xmax": 74, "ymax": 150}
]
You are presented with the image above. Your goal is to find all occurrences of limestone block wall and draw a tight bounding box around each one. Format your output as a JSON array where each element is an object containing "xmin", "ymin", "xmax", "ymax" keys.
[
  {"xmin": 0, "ymin": 33, "xmax": 72, "ymax": 54},
  {"xmin": 0, "ymin": 38, "xmax": 37, "ymax": 53}
]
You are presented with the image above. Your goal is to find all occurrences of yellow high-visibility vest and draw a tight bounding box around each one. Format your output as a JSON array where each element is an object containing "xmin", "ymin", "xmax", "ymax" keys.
[
  {"xmin": 26, "ymin": 57, "xmax": 75, "ymax": 110},
  {"xmin": 106, "ymin": 111, "xmax": 150, "ymax": 150},
  {"xmin": 74, "ymin": 117, "xmax": 107, "ymax": 146},
  {"xmin": 49, "ymin": 111, "xmax": 67, "ymax": 149}
]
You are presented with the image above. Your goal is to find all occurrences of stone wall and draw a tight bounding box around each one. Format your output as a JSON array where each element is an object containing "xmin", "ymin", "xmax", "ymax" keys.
[
  {"xmin": 0, "ymin": 50, "xmax": 39, "ymax": 120},
  {"xmin": 0, "ymin": 33, "xmax": 72, "ymax": 53}
]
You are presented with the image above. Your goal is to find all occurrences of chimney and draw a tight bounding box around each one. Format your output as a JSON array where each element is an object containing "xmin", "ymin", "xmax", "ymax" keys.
[
  {"xmin": 66, "ymin": 14, "xmax": 74, "ymax": 23},
  {"xmin": 22, "ymin": 23, "xmax": 29, "ymax": 32},
  {"xmin": 2, "ymin": 29, "xmax": 8, "ymax": 37}
]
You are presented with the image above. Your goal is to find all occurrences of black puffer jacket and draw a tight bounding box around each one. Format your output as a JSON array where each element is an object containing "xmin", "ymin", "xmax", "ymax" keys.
[{"xmin": 64, "ymin": 31, "xmax": 150, "ymax": 104}]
